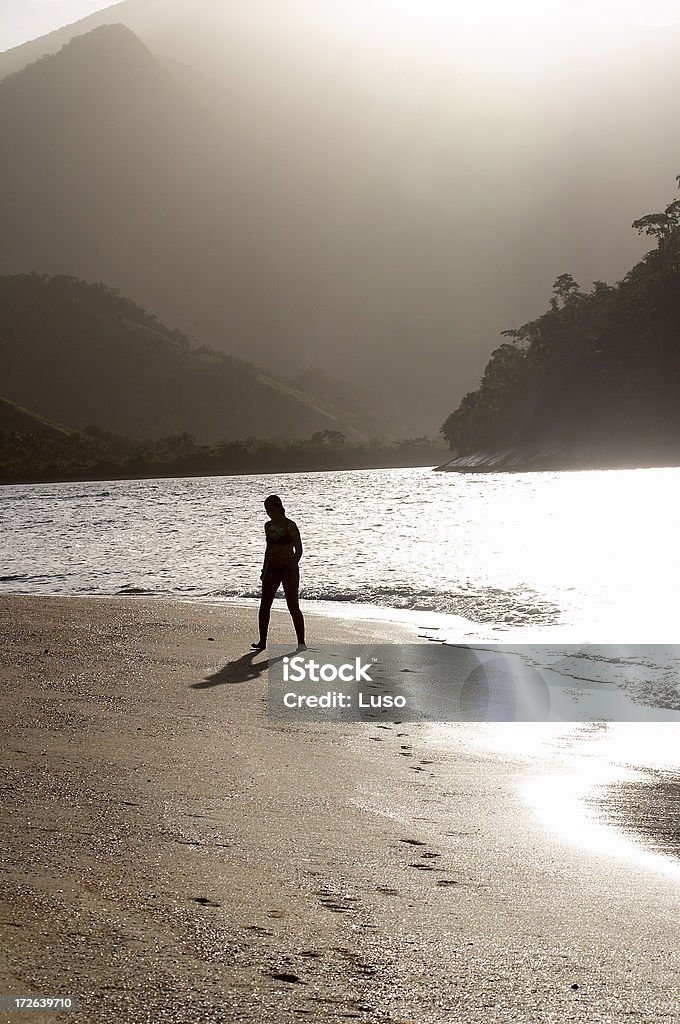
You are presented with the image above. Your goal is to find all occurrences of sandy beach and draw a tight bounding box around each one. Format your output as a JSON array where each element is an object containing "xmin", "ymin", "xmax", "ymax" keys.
[{"xmin": 1, "ymin": 595, "xmax": 679, "ymax": 1023}]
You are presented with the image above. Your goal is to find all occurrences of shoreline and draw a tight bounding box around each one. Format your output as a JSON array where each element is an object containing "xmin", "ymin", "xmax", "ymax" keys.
[
  {"xmin": 2, "ymin": 596, "xmax": 679, "ymax": 1022},
  {"xmin": 0, "ymin": 590, "xmax": 573, "ymax": 647},
  {"xmin": 4, "ymin": 456, "xmax": 680, "ymax": 488},
  {"xmin": 0, "ymin": 588, "xmax": 647, "ymax": 647},
  {"xmin": 436, "ymin": 446, "xmax": 680, "ymax": 474},
  {"xmin": 0, "ymin": 584, "xmax": 512, "ymax": 647},
  {"xmin": 0, "ymin": 590, "xmax": 464, "ymax": 645},
  {"xmin": 0, "ymin": 459, "xmax": 443, "ymax": 489}
]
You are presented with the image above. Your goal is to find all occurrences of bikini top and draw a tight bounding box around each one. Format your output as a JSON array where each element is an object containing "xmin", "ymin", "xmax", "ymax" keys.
[{"xmin": 265, "ymin": 519, "xmax": 296, "ymax": 545}]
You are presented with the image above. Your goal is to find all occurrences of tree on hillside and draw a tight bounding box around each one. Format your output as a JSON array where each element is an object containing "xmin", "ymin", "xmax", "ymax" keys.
[{"xmin": 441, "ymin": 175, "xmax": 680, "ymax": 454}]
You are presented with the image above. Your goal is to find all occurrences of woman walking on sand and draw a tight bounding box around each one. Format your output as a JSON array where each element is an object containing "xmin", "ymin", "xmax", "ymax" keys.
[{"xmin": 252, "ymin": 494, "xmax": 305, "ymax": 650}]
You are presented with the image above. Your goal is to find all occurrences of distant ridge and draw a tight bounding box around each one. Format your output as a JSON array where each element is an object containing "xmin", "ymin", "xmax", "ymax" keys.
[
  {"xmin": 49, "ymin": 21, "xmax": 152, "ymax": 60},
  {"xmin": 0, "ymin": 274, "xmax": 382, "ymax": 442},
  {"xmin": 0, "ymin": 395, "xmax": 77, "ymax": 438},
  {"xmin": 0, "ymin": 23, "xmax": 161, "ymax": 93},
  {"xmin": 0, "ymin": 3, "xmax": 129, "ymax": 80}
]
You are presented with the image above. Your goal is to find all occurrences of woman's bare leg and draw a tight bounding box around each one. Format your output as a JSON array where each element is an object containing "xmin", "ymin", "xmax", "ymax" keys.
[
  {"xmin": 282, "ymin": 564, "xmax": 305, "ymax": 644},
  {"xmin": 257, "ymin": 573, "xmax": 279, "ymax": 646}
]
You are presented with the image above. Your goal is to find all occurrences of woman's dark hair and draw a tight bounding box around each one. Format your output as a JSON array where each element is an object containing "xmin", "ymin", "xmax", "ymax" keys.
[{"xmin": 264, "ymin": 494, "xmax": 285, "ymax": 511}]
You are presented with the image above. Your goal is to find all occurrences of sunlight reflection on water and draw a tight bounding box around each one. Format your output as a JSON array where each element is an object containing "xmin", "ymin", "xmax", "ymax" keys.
[{"xmin": 458, "ymin": 720, "xmax": 680, "ymax": 876}]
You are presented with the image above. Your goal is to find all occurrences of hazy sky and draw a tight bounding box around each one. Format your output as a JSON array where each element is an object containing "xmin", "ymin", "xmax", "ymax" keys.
[
  {"xmin": 0, "ymin": 1, "xmax": 118, "ymax": 51},
  {"xmin": 3, "ymin": 0, "xmax": 680, "ymax": 54}
]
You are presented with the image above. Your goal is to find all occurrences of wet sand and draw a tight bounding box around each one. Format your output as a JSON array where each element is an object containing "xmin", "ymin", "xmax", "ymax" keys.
[
  {"xmin": 591, "ymin": 770, "xmax": 680, "ymax": 860},
  {"xmin": 1, "ymin": 596, "xmax": 679, "ymax": 1023}
]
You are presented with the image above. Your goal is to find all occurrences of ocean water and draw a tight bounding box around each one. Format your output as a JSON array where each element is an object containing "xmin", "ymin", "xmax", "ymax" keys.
[{"xmin": 2, "ymin": 465, "xmax": 680, "ymax": 641}]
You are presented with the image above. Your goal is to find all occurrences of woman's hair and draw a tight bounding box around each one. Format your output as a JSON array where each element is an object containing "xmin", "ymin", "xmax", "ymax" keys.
[{"xmin": 264, "ymin": 494, "xmax": 285, "ymax": 512}]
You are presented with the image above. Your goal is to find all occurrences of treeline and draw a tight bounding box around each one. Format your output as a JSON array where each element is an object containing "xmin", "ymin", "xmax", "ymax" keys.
[
  {"xmin": 442, "ymin": 176, "xmax": 680, "ymax": 455},
  {"xmin": 0, "ymin": 427, "xmax": 444, "ymax": 484}
]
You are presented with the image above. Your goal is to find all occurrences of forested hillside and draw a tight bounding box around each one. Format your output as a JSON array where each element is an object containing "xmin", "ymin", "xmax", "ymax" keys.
[
  {"xmin": 0, "ymin": 273, "xmax": 383, "ymax": 441},
  {"xmin": 442, "ymin": 178, "xmax": 680, "ymax": 456},
  {"xmin": 0, "ymin": 396, "xmax": 76, "ymax": 438}
]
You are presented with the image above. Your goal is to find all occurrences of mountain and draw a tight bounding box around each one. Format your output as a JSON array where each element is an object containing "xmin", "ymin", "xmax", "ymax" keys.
[
  {"xmin": 0, "ymin": 3, "xmax": 127, "ymax": 79},
  {"xmin": 0, "ymin": 22, "xmax": 397, "ymax": 425},
  {"xmin": 0, "ymin": 25, "xmax": 218, "ymax": 321},
  {"xmin": 0, "ymin": 273, "xmax": 382, "ymax": 441},
  {"xmin": 2, "ymin": 6, "xmax": 680, "ymax": 433}
]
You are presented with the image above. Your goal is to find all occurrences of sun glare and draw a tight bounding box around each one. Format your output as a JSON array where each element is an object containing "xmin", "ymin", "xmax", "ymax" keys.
[
  {"xmin": 330, "ymin": 0, "xmax": 680, "ymax": 67},
  {"xmin": 343, "ymin": 0, "xmax": 680, "ymax": 33}
]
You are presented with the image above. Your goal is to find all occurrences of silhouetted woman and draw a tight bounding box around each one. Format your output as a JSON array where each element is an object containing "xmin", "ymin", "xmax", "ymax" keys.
[{"xmin": 252, "ymin": 494, "xmax": 305, "ymax": 650}]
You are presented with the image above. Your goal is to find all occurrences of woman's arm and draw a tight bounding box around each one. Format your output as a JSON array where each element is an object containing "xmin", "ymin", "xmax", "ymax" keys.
[
  {"xmin": 290, "ymin": 521, "xmax": 303, "ymax": 563},
  {"xmin": 261, "ymin": 523, "xmax": 269, "ymax": 580}
]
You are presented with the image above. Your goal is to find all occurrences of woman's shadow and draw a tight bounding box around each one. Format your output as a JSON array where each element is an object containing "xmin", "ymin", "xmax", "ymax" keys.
[{"xmin": 191, "ymin": 649, "xmax": 293, "ymax": 690}]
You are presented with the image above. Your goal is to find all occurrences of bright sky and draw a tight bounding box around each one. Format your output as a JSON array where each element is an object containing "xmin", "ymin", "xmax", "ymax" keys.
[
  {"xmin": 335, "ymin": 0, "xmax": 680, "ymax": 49},
  {"xmin": 2, "ymin": 0, "xmax": 680, "ymax": 54},
  {"xmin": 0, "ymin": 1, "xmax": 118, "ymax": 51},
  {"xmin": 393, "ymin": 0, "xmax": 680, "ymax": 28}
]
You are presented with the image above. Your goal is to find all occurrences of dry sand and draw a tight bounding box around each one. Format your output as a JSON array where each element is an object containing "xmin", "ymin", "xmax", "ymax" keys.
[{"xmin": 1, "ymin": 596, "xmax": 679, "ymax": 1024}]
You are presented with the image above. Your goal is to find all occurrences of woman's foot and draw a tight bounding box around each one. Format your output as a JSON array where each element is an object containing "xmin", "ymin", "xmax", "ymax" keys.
[{"xmin": 251, "ymin": 641, "xmax": 266, "ymax": 651}]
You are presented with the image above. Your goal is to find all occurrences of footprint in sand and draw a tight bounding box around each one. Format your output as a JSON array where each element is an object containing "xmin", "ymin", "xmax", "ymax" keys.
[
  {"xmin": 193, "ymin": 896, "xmax": 221, "ymax": 907},
  {"xmin": 315, "ymin": 889, "xmax": 360, "ymax": 913},
  {"xmin": 399, "ymin": 838, "xmax": 426, "ymax": 846},
  {"xmin": 319, "ymin": 899, "xmax": 357, "ymax": 913}
]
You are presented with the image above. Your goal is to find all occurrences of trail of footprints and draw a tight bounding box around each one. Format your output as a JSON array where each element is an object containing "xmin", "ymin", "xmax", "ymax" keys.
[
  {"xmin": 373, "ymin": 723, "xmax": 470, "ymax": 887},
  {"xmin": 188, "ymin": 722, "xmax": 472, "ymax": 1007},
  {"xmin": 253, "ymin": 844, "xmax": 467, "ymax": 1006},
  {"xmin": 397, "ymin": 836, "xmax": 464, "ymax": 885}
]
